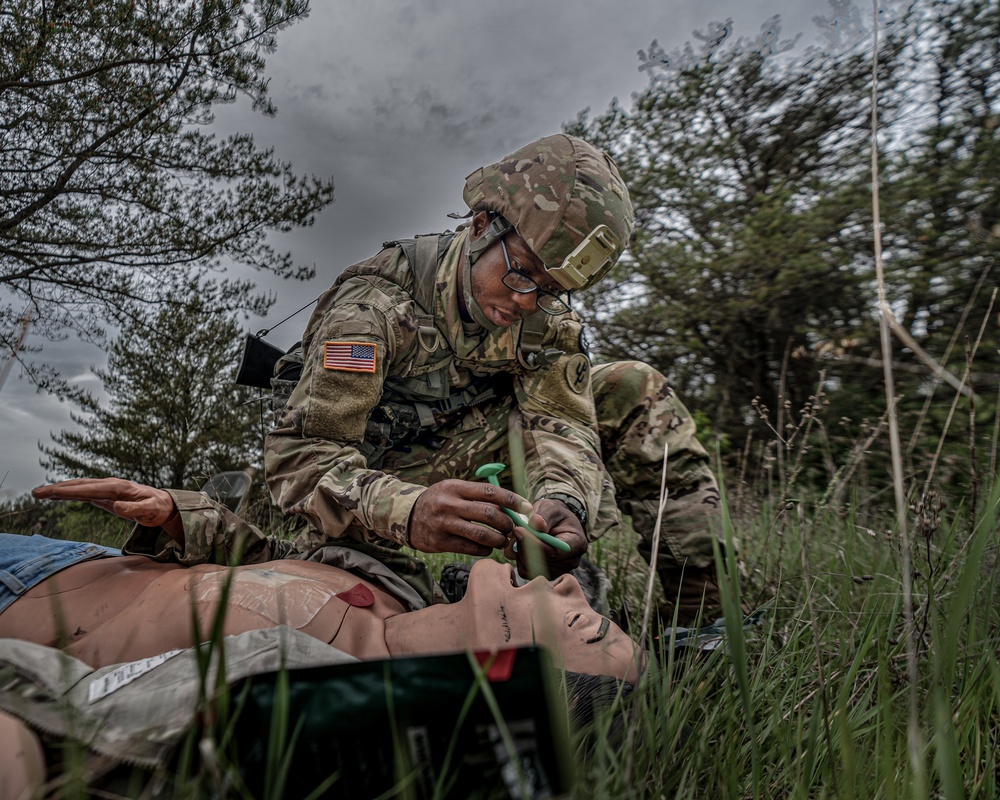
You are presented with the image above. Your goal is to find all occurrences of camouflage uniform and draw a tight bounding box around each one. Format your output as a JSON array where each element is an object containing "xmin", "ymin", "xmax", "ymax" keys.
[
  {"xmin": 123, "ymin": 489, "xmax": 435, "ymax": 609},
  {"xmin": 122, "ymin": 488, "xmax": 298, "ymax": 566},
  {"xmin": 263, "ymin": 234, "xmax": 722, "ymax": 605},
  {"xmin": 262, "ymin": 135, "xmax": 726, "ymax": 620}
]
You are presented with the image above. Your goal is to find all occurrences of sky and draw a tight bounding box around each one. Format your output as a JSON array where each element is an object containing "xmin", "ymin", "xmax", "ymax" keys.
[{"xmin": 0, "ymin": 0, "xmax": 843, "ymax": 502}]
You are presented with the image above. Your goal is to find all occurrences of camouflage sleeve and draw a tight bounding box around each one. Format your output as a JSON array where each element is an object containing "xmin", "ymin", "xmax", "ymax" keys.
[
  {"xmin": 514, "ymin": 314, "xmax": 605, "ymax": 528},
  {"xmin": 264, "ymin": 271, "xmax": 426, "ymax": 548},
  {"xmin": 592, "ymin": 360, "xmax": 725, "ymax": 569},
  {"xmin": 121, "ymin": 490, "xmax": 300, "ymax": 566}
]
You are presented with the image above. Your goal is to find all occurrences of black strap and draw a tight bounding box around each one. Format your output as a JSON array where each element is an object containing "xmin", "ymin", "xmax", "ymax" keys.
[{"xmin": 395, "ymin": 231, "xmax": 458, "ymax": 314}]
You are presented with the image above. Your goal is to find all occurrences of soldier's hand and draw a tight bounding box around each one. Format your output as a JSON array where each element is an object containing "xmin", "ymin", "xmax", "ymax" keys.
[
  {"xmin": 504, "ymin": 498, "xmax": 587, "ymax": 578},
  {"xmin": 407, "ymin": 479, "xmax": 533, "ymax": 556},
  {"xmin": 32, "ymin": 478, "xmax": 179, "ymax": 537}
]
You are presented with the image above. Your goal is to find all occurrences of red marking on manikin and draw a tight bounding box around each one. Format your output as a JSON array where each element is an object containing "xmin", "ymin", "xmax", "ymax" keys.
[{"xmin": 335, "ymin": 584, "xmax": 375, "ymax": 607}]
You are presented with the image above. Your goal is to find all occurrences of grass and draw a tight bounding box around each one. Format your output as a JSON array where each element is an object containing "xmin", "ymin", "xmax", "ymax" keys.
[
  {"xmin": 4, "ymin": 471, "xmax": 1000, "ymax": 798},
  {"xmin": 251, "ymin": 474, "xmax": 996, "ymax": 798},
  {"xmin": 565, "ymin": 475, "xmax": 1000, "ymax": 799}
]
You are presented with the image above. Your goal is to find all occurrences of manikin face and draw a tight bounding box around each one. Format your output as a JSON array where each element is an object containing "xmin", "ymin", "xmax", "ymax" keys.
[
  {"xmin": 385, "ymin": 559, "xmax": 643, "ymax": 685},
  {"xmin": 467, "ymin": 212, "xmax": 568, "ymax": 329}
]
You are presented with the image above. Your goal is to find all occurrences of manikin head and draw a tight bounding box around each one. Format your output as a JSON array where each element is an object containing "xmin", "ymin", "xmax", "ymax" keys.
[{"xmin": 385, "ymin": 559, "xmax": 643, "ymax": 685}]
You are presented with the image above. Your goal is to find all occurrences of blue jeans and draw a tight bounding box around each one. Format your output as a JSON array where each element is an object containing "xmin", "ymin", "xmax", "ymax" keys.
[{"xmin": 0, "ymin": 533, "xmax": 120, "ymax": 614}]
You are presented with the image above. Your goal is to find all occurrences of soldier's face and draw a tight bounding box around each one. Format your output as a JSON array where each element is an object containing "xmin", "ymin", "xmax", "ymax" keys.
[{"xmin": 468, "ymin": 212, "xmax": 561, "ymax": 328}]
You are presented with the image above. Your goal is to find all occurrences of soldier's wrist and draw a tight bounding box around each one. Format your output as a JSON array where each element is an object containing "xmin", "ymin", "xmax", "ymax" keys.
[{"xmin": 542, "ymin": 493, "xmax": 588, "ymax": 530}]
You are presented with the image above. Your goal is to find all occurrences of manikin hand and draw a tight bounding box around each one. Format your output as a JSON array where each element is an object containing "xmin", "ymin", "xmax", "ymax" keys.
[
  {"xmin": 407, "ymin": 479, "xmax": 534, "ymax": 556},
  {"xmin": 503, "ymin": 498, "xmax": 588, "ymax": 578},
  {"xmin": 32, "ymin": 478, "xmax": 182, "ymax": 544}
]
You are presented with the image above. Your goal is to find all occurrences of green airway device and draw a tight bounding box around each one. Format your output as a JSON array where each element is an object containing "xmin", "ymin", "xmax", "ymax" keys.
[{"xmin": 475, "ymin": 462, "xmax": 573, "ymax": 553}]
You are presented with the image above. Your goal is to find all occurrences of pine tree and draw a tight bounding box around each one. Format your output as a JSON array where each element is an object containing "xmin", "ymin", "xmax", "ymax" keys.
[{"xmin": 41, "ymin": 284, "xmax": 263, "ymax": 489}]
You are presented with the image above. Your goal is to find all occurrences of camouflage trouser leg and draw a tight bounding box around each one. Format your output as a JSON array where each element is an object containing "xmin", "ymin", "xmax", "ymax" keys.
[{"xmin": 592, "ymin": 361, "xmax": 725, "ymax": 625}]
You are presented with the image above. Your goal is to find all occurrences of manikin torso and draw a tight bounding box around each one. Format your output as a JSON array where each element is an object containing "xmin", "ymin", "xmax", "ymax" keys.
[{"xmin": 0, "ymin": 557, "xmax": 641, "ymax": 684}]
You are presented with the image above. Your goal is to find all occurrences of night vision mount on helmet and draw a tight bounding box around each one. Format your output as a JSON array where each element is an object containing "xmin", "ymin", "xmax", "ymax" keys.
[{"xmin": 461, "ymin": 134, "xmax": 634, "ymax": 292}]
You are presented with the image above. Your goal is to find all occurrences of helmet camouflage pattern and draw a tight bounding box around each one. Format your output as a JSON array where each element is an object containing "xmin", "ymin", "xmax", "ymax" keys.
[{"xmin": 462, "ymin": 134, "xmax": 634, "ymax": 292}]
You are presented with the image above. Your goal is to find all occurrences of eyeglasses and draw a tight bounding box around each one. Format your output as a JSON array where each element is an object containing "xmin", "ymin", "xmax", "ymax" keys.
[{"xmin": 499, "ymin": 238, "xmax": 572, "ymax": 315}]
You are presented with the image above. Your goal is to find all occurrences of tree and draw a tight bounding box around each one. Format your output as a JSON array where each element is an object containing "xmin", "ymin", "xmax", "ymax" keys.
[
  {"xmin": 568, "ymin": 12, "xmax": 905, "ymax": 445},
  {"xmin": 0, "ymin": 0, "xmax": 334, "ymax": 386},
  {"xmin": 41, "ymin": 282, "xmax": 263, "ymax": 489},
  {"xmin": 881, "ymin": 0, "xmax": 1000, "ymax": 486}
]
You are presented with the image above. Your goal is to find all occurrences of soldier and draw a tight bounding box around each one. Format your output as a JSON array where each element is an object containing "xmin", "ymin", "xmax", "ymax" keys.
[{"xmin": 265, "ymin": 134, "xmax": 726, "ymax": 625}]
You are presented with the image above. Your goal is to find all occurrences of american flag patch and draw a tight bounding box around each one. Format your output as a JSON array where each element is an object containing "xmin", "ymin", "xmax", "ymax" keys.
[{"xmin": 323, "ymin": 341, "xmax": 377, "ymax": 373}]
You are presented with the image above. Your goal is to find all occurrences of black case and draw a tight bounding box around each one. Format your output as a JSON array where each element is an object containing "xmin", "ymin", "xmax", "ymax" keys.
[{"xmin": 230, "ymin": 646, "xmax": 571, "ymax": 799}]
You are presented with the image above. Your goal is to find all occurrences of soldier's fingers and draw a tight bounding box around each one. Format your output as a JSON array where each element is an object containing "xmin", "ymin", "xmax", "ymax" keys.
[
  {"xmin": 418, "ymin": 527, "xmax": 494, "ymax": 557},
  {"xmin": 32, "ymin": 478, "xmax": 145, "ymax": 503},
  {"xmin": 527, "ymin": 511, "xmax": 551, "ymax": 533},
  {"xmin": 111, "ymin": 498, "xmax": 171, "ymax": 526},
  {"xmin": 32, "ymin": 479, "xmax": 174, "ymax": 527},
  {"xmin": 441, "ymin": 536, "xmax": 494, "ymax": 558},
  {"xmin": 461, "ymin": 481, "xmax": 533, "ymax": 517},
  {"xmin": 32, "ymin": 479, "xmax": 107, "ymax": 501},
  {"xmin": 503, "ymin": 528, "xmax": 524, "ymax": 561},
  {"xmin": 109, "ymin": 501, "xmax": 145, "ymax": 521},
  {"xmin": 529, "ymin": 502, "xmax": 585, "ymax": 540},
  {"xmin": 461, "ymin": 500, "xmax": 515, "ymax": 536},
  {"xmin": 451, "ymin": 519, "xmax": 507, "ymax": 551}
]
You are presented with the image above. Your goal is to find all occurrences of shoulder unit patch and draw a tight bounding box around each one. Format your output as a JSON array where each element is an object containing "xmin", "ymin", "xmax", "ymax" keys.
[{"xmin": 565, "ymin": 352, "xmax": 590, "ymax": 394}]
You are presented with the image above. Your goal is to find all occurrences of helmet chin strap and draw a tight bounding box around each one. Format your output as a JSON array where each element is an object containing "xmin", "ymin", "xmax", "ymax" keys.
[
  {"xmin": 462, "ymin": 240, "xmax": 501, "ymax": 332},
  {"xmin": 466, "ymin": 212, "xmax": 512, "ymax": 262},
  {"xmin": 461, "ymin": 212, "xmax": 514, "ymax": 332}
]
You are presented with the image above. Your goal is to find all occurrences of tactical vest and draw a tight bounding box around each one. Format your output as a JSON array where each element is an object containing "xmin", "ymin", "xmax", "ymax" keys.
[{"xmin": 271, "ymin": 234, "xmax": 562, "ymax": 463}]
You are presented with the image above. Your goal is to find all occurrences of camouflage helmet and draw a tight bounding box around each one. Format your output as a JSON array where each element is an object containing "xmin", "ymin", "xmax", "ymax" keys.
[{"xmin": 462, "ymin": 134, "xmax": 634, "ymax": 292}]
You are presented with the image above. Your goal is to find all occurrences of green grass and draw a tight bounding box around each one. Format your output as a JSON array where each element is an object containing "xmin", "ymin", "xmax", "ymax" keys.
[
  {"xmin": 566, "ymin": 478, "xmax": 1000, "ymax": 800},
  {"xmin": 5, "ymin": 475, "xmax": 1000, "ymax": 798}
]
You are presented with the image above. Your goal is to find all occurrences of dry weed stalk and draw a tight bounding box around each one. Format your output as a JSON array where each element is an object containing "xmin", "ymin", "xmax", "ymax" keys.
[
  {"xmin": 751, "ymin": 375, "xmax": 832, "ymax": 506},
  {"xmin": 992, "ymin": 349, "xmax": 1000, "ymax": 482},
  {"xmin": 776, "ymin": 338, "xmax": 793, "ymax": 497},
  {"xmin": 966, "ymin": 340, "xmax": 978, "ymax": 529},
  {"xmin": 746, "ymin": 377, "xmax": 847, "ymax": 609},
  {"xmin": 905, "ymin": 261, "xmax": 994, "ymax": 463},
  {"xmin": 823, "ymin": 410, "xmax": 889, "ymax": 509},
  {"xmin": 624, "ymin": 441, "xmax": 669, "ymax": 786},
  {"xmin": 920, "ymin": 288, "xmax": 997, "ymax": 504},
  {"xmin": 867, "ymin": 0, "xmax": 922, "ymax": 785},
  {"xmin": 784, "ymin": 372, "xmax": 828, "ymax": 496}
]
